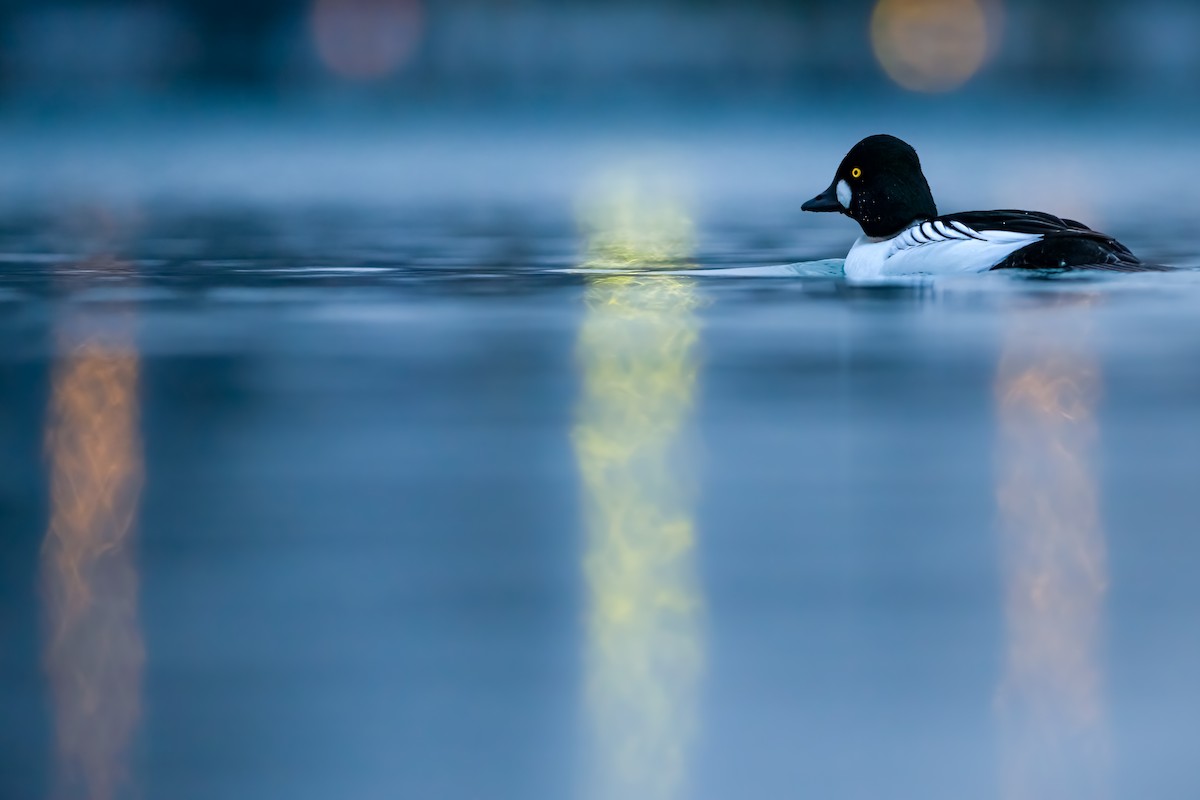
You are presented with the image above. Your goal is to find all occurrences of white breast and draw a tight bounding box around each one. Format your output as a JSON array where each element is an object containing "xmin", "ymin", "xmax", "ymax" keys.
[{"xmin": 843, "ymin": 220, "xmax": 1042, "ymax": 281}]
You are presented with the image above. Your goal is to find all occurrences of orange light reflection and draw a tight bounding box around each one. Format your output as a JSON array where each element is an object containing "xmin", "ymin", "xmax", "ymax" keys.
[
  {"xmin": 42, "ymin": 259, "xmax": 144, "ymax": 800},
  {"xmin": 994, "ymin": 299, "xmax": 1109, "ymax": 799}
]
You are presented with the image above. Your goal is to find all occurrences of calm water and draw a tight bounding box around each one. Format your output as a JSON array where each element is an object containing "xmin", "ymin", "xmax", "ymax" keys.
[{"xmin": 3, "ymin": 113, "xmax": 1200, "ymax": 800}]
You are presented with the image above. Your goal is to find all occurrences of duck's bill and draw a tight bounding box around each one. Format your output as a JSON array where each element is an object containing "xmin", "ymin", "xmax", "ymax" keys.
[{"xmin": 802, "ymin": 183, "xmax": 843, "ymax": 213}]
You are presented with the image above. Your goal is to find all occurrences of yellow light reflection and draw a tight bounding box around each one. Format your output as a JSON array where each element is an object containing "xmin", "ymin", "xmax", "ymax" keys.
[
  {"xmin": 871, "ymin": 0, "xmax": 996, "ymax": 92},
  {"xmin": 574, "ymin": 178, "xmax": 704, "ymax": 800},
  {"xmin": 310, "ymin": 0, "xmax": 423, "ymax": 81},
  {"xmin": 42, "ymin": 259, "xmax": 144, "ymax": 800},
  {"xmin": 994, "ymin": 300, "xmax": 1109, "ymax": 799}
]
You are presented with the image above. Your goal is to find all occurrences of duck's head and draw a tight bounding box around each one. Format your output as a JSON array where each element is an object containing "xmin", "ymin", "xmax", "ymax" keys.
[{"xmin": 802, "ymin": 134, "xmax": 937, "ymax": 238}]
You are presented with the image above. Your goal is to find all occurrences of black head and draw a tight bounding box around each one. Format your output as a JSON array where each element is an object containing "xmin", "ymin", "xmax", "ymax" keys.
[{"xmin": 802, "ymin": 135, "xmax": 937, "ymax": 238}]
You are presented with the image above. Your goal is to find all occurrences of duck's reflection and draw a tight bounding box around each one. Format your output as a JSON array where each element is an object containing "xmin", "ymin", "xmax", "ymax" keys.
[
  {"xmin": 41, "ymin": 258, "xmax": 144, "ymax": 800},
  {"xmin": 573, "ymin": 181, "xmax": 704, "ymax": 800},
  {"xmin": 995, "ymin": 298, "xmax": 1109, "ymax": 799}
]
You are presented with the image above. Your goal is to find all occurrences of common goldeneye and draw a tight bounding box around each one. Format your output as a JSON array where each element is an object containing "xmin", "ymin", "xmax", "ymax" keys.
[{"xmin": 802, "ymin": 134, "xmax": 1157, "ymax": 280}]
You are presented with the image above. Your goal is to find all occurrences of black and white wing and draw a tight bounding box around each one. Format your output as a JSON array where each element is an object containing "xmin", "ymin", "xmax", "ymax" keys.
[{"xmin": 938, "ymin": 210, "xmax": 1155, "ymax": 271}]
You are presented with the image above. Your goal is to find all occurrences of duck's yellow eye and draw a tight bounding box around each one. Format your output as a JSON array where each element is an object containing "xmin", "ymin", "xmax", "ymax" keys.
[{"xmin": 851, "ymin": 167, "xmax": 862, "ymax": 179}]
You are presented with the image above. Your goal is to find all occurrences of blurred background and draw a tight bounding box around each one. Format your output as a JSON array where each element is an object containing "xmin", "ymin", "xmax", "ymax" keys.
[
  {"xmin": 0, "ymin": 0, "xmax": 1195, "ymax": 100},
  {"xmin": 0, "ymin": 0, "xmax": 1192, "ymax": 224},
  {"xmin": 3, "ymin": 3, "xmax": 1200, "ymax": 800}
]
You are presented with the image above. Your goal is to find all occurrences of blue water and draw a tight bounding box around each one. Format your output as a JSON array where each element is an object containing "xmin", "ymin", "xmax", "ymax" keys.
[{"xmin": 2, "ymin": 109, "xmax": 1200, "ymax": 800}]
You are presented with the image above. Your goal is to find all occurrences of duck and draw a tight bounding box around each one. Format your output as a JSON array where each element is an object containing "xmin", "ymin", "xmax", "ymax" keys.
[{"xmin": 802, "ymin": 134, "xmax": 1159, "ymax": 280}]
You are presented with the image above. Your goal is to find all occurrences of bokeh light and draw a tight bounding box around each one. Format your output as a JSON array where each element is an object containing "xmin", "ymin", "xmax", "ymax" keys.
[
  {"xmin": 871, "ymin": 0, "xmax": 995, "ymax": 92},
  {"xmin": 310, "ymin": 0, "xmax": 423, "ymax": 81}
]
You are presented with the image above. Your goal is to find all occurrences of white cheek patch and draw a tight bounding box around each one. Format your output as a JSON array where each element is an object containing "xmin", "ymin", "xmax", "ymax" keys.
[{"xmin": 836, "ymin": 180, "xmax": 852, "ymax": 209}]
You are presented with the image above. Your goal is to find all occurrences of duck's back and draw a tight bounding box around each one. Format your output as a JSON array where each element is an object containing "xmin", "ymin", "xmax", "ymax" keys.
[{"xmin": 942, "ymin": 210, "xmax": 1153, "ymax": 271}]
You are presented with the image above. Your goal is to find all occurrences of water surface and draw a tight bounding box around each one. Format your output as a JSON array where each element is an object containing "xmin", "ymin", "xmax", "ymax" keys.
[{"xmin": 3, "ymin": 116, "xmax": 1200, "ymax": 800}]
